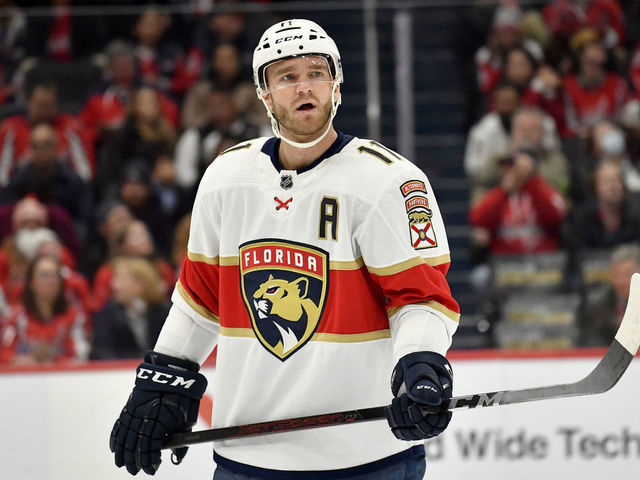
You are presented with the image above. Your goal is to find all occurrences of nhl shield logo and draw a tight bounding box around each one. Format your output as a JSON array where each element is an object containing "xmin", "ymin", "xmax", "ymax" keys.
[
  {"xmin": 239, "ymin": 239, "xmax": 329, "ymax": 361},
  {"xmin": 280, "ymin": 174, "xmax": 294, "ymax": 190}
]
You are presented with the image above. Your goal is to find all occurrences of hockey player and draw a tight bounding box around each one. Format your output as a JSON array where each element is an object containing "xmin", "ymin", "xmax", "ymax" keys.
[{"xmin": 110, "ymin": 19, "xmax": 459, "ymax": 479}]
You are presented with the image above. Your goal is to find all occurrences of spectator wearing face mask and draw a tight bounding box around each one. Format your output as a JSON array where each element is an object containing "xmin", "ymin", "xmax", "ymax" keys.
[
  {"xmin": 0, "ymin": 195, "xmax": 79, "ymax": 257},
  {"xmin": 4, "ymin": 228, "xmax": 91, "ymax": 319}
]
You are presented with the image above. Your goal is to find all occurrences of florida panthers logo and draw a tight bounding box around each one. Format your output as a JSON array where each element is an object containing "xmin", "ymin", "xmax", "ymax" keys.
[{"xmin": 239, "ymin": 239, "xmax": 329, "ymax": 361}]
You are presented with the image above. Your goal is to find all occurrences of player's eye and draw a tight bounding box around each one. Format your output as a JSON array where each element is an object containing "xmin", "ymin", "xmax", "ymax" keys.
[
  {"xmin": 310, "ymin": 70, "xmax": 324, "ymax": 78},
  {"xmin": 281, "ymin": 74, "xmax": 295, "ymax": 82}
]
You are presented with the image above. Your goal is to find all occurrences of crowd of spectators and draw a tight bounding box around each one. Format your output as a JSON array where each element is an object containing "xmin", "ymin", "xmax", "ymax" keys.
[
  {"xmin": 0, "ymin": 1, "xmax": 273, "ymax": 366},
  {"xmin": 465, "ymin": 0, "xmax": 640, "ymax": 348},
  {"xmin": 1, "ymin": 1, "xmax": 640, "ymax": 363}
]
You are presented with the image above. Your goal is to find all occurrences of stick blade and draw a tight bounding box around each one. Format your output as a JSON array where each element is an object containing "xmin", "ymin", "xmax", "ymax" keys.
[{"xmin": 615, "ymin": 272, "xmax": 640, "ymax": 356}]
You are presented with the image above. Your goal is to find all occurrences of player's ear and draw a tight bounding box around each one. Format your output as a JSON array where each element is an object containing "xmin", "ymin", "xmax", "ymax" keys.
[
  {"xmin": 333, "ymin": 82, "xmax": 341, "ymax": 102},
  {"xmin": 262, "ymin": 92, "xmax": 273, "ymax": 111}
]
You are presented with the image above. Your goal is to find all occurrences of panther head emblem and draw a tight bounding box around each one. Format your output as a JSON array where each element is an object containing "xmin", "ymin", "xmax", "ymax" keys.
[
  {"xmin": 239, "ymin": 240, "xmax": 329, "ymax": 361},
  {"xmin": 252, "ymin": 275, "xmax": 320, "ymax": 357}
]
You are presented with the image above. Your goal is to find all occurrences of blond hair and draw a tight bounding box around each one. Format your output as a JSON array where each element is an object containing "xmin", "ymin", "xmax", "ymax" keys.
[{"xmin": 111, "ymin": 256, "xmax": 166, "ymax": 304}]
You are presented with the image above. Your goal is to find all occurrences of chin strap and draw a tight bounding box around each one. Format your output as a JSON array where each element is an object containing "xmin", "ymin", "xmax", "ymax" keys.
[{"xmin": 258, "ymin": 78, "xmax": 342, "ymax": 149}]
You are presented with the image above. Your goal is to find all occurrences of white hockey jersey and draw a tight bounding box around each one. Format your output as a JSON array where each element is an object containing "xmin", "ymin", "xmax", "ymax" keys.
[{"xmin": 162, "ymin": 132, "xmax": 460, "ymax": 471}]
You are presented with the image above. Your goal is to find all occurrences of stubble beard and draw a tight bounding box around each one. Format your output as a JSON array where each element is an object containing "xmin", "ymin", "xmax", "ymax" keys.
[{"xmin": 273, "ymin": 96, "xmax": 333, "ymax": 138}]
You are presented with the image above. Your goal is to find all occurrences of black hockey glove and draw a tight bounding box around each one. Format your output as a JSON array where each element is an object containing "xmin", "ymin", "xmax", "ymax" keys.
[
  {"xmin": 110, "ymin": 350, "xmax": 208, "ymax": 475},
  {"xmin": 385, "ymin": 351, "xmax": 453, "ymax": 441}
]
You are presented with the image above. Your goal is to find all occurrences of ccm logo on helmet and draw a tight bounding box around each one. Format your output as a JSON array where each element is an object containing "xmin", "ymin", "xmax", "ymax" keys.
[
  {"xmin": 137, "ymin": 368, "xmax": 196, "ymax": 389},
  {"xmin": 275, "ymin": 35, "xmax": 303, "ymax": 43}
]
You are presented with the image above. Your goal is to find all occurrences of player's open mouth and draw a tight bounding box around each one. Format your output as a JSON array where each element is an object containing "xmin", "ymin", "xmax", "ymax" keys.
[{"xmin": 296, "ymin": 103, "xmax": 315, "ymax": 111}]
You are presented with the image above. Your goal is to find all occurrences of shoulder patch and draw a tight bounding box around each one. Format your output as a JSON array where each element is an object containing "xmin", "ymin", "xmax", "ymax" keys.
[
  {"xmin": 405, "ymin": 195, "xmax": 437, "ymax": 250},
  {"xmin": 400, "ymin": 180, "xmax": 427, "ymax": 197}
]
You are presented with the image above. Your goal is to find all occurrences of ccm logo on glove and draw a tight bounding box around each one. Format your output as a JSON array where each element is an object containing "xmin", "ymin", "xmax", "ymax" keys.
[{"xmin": 137, "ymin": 368, "xmax": 197, "ymax": 389}]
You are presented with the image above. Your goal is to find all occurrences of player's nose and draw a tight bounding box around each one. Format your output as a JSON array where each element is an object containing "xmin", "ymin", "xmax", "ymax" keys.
[{"xmin": 295, "ymin": 81, "xmax": 313, "ymax": 94}]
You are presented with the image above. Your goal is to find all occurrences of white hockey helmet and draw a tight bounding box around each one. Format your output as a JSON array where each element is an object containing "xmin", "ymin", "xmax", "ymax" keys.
[
  {"xmin": 252, "ymin": 19, "xmax": 343, "ymax": 92},
  {"xmin": 252, "ymin": 19, "xmax": 343, "ymax": 149}
]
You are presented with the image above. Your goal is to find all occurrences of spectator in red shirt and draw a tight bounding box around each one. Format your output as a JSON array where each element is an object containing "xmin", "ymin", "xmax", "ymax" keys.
[
  {"xmin": 470, "ymin": 150, "xmax": 567, "ymax": 256},
  {"xmin": 563, "ymin": 39, "xmax": 629, "ymax": 137},
  {"xmin": 78, "ymin": 39, "xmax": 180, "ymax": 148},
  {"xmin": 0, "ymin": 81, "xmax": 94, "ymax": 186},
  {"xmin": 1, "ymin": 123, "xmax": 93, "ymax": 229},
  {"xmin": 91, "ymin": 219, "xmax": 175, "ymax": 313},
  {"xmin": 0, "ymin": 254, "xmax": 88, "ymax": 365},
  {"xmin": 523, "ymin": 65, "xmax": 570, "ymax": 137}
]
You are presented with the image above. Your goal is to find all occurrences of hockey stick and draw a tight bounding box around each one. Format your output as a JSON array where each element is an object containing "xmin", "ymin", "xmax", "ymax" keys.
[{"xmin": 163, "ymin": 272, "xmax": 640, "ymax": 450}]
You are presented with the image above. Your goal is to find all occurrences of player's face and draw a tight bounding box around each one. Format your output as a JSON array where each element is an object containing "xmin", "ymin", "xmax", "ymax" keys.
[{"xmin": 263, "ymin": 56, "xmax": 338, "ymax": 139}]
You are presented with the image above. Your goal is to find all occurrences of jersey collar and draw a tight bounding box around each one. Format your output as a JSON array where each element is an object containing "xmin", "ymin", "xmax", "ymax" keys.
[{"xmin": 261, "ymin": 131, "xmax": 354, "ymax": 174}]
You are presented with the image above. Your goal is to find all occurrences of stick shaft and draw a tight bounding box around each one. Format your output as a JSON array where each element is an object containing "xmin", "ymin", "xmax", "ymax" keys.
[{"xmin": 164, "ymin": 407, "xmax": 386, "ymax": 449}]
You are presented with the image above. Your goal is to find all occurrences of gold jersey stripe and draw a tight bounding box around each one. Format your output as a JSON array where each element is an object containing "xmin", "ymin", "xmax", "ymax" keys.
[
  {"xmin": 330, "ymin": 258, "xmax": 365, "ymax": 270},
  {"xmin": 219, "ymin": 327, "xmax": 391, "ymax": 343},
  {"xmin": 220, "ymin": 256, "xmax": 239, "ymax": 266},
  {"xmin": 387, "ymin": 300, "xmax": 460, "ymax": 323},
  {"xmin": 367, "ymin": 254, "xmax": 451, "ymax": 276},
  {"xmin": 312, "ymin": 329, "xmax": 391, "ymax": 343},
  {"xmin": 176, "ymin": 281, "xmax": 220, "ymax": 324},
  {"xmin": 187, "ymin": 251, "xmax": 219, "ymax": 265},
  {"xmin": 422, "ymin": 254, "xmax": 451, "ymax": 267},
  {"xmin": 220, "ymin": 327, "xmax": 255, "ymax": 338}
]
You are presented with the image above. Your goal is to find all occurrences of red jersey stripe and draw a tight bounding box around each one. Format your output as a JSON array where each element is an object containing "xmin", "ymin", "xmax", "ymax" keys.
[
  {"xmin": 179, "ymin": 257, "xmax": 221, "ymax": 321},
  {"xmin": 181, "ymin": 256, "xmax": 459, "ymax": 334}
]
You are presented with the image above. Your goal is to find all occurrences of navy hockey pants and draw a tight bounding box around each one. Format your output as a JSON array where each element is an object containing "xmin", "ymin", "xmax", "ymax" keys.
[{"xmin": 212, "ymin": 446, "xmax": 426, "ymax": 480}]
